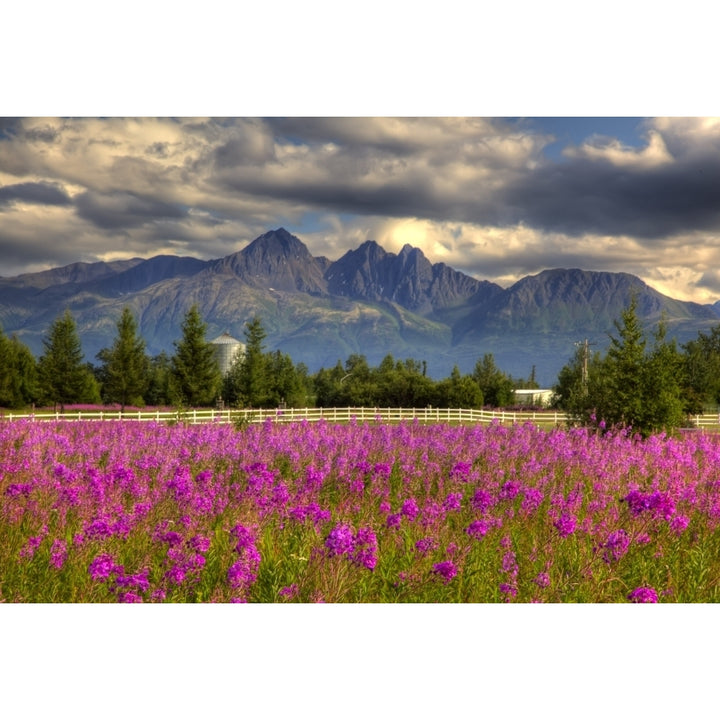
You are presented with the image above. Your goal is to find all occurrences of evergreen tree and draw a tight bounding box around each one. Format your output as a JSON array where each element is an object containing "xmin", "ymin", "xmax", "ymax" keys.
[
  {"xmin": 11, "ymin": 336, "xmax": 39, "ymax": 407},
  {"xmin": 602, "ymin": 295, "xmax": 647, "ymax": 429},
  {"xmin": 97, "ymin": 307, "xmax": 149, "ymax": 411},
  {"xmin": 265, "ymin": 350, "xmax": 308, "ymax": 407},
  {"xmin": 224, "ymin": 316, "xmax": 269, "ymax": 407},
  {"xmin": 473, "ymin": 354, "xmax": 514, "ymax": 407},
  {"xmin": 554, "ymin": 298, "xmax": 686, "ymax": 436},
  {"xmin": 681, "ymin": 325, "xmax": 720, "ymax": 413},
  {"xmin": 0, "ymin": 327, "xmax": 18, "ymax": 408},
  {"xmin": 639, "ymin": 320, "xmax": 685, "ymax": 434},
  {"xmin": 170, "ymin": 305, "xmax": 221, "ymax": 406},
  {"xmin": 37, "ymin": 310, "xmax": 100, "ymax": 410},
  {"xmin": 145, "ymin": 352, "xmax": 172, "ymax": 407},
  {"xmin": 0, "ymin": 328, "xmax": 36, "ymax": 408}
]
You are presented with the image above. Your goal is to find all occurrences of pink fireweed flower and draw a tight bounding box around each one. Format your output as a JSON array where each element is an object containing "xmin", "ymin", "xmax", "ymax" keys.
[
  {"xmin": 117, "ymin": 591, "xmax": 143, "ymax": 603},
  {"xmin": 432, "ymin": 561, "xmax": 458, "ymax": 584},
  {"xmin": 627, "ymin": 586, "xmax": 659, "ymax": 603},
  {"xmin": 19, "ymin": 533, "xmax": 45, "ymax": 561},
  {"xmin": 622, "ymin": 490, "xmax": 675, "ymax": 520},
  {"xmin": 443, "ymin": 493, "xmax": 463, "ymax": 512},
  {"xmin": 115, "ymin": 567, "xmax": 151, "ymax": 593},
  {"xmin": 49, "ymin": 539, "xmax": 68, "ymax": 570},
  {"xmin": 279, "ymin": 583, "xmax": 300, "ymax": 600},
  {"xmin": 324, "ymin": 523, "xmax": 355, "ymax": 557},
  {"xmin": 500, "ymin": 481, "xmax": 521, "ymax": 501},
  {"xmin": 449, "ymin": 461, "xmax": 472, "ymax": 482},
  {"xmin": 415, "ymin": 537, "xmax": 439, "ymax": 556},
  {"xmin": 600, "ymin": 529, "xmax": 630, "ymax": 564},
  {"xmin": 88, "ymin": 554, "xmax": 122, "ymax": 582},
  {"xmin": 230, "ymin": 524, "xmax": 255, "ymax": 551},
  {"xmin": 466, "ymin": 519, "xmax": 490, "ymax": 540},
  {"xmin": 471, "ymin": 489, "xmax": 494, "ymax": 514},
  {"xmin": 227, "ymin": 557, "xmax": 259, "ymax": 590},
  {"xmin": 165, "ymin": 565, "xmax": 187, "ymax": 586},
  {"xmin": 350, "ymin": 527, "xmax": 378, "ymax": 570},
  {"xmin": 670, "ymin": 515, "xmax": 690, "ymax": 534},
  {"xmin": 5, "ymin": 483, "xmax": 33, "ymax": 497},
  {"xmin": 499, "ymin": 582, "xmax": 518, "ymax": 599},
  {"xmin": 533, "ymin": 572, "xmax": 551, "ymax": 588},
  {"xmin": 401, "ymin": 498, "xmax": 420, "ymax": 521},
  {"xmin": 188, "ymin": 534, "xmax": 211, "ymax": 554},
  {"xmin": 521, "ymin": 487, "xmax": 544, "ymax": 515},
  {"xmin": 554, "ymin": 512, "xmax": 577, "ymax": 538}
]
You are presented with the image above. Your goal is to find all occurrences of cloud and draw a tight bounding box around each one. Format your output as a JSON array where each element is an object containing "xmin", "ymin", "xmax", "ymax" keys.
[
  {"xmin": 3, "ymin": 116, "xmax": 720, "ymax": 303},
  {"xmin": 0, "ymin": 181, "xmax": 71, "ymax": 207},
  {"xmin": 75, "ymin": 190, "xmax": 188, "ymax": 230}
]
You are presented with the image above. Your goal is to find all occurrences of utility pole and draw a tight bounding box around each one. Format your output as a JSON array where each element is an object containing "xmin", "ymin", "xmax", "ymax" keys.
[{"xmin": 575, "ymin": 339, "xmax": 596, "ymax": 395}]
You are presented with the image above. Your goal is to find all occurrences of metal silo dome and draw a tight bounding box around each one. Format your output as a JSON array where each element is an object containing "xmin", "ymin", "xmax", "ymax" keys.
[{"xmin": 209, "ymin": 332, "xmax": 245, "ymax": 375}]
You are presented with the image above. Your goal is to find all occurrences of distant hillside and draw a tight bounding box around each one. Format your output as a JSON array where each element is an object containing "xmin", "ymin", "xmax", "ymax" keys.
[{"xmin": 1, "ymin": 228, "xmax": 718, "ymax": 385}]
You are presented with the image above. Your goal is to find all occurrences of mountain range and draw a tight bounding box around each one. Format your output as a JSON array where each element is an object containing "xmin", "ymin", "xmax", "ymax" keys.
[{"xmin": 1, "ymin": 227, "xmax": 719, "ymax": 385}]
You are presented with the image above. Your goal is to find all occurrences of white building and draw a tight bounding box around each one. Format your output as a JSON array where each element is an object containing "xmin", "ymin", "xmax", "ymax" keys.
[{"xmin": 513, "ymin": 388, "xmax": 555, "ymax": 407}]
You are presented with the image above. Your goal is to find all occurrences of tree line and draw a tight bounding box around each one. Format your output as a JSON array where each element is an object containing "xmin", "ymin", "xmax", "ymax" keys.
[
  {"xmin": 552, "ymin": 296, "xmax": 720, "ymax": 436},
  {"xmin": 0, "ymin": 305, "xmax": 538, "ymax": 412},
  {"xmin": 5, "ymin": 299, "xmax": 720, "ymax": 435}
]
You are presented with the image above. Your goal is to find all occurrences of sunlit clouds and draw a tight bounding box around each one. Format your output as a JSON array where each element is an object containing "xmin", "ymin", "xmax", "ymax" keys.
[{"xmin": 2, "ymin": 116, "xmax": 720, "ymax": 302}]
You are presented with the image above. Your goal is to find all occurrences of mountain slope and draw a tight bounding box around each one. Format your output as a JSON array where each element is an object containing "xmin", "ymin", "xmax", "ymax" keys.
[{"xmin": 2, "ymin": 229, "xmax": 720, "ymax": 384}]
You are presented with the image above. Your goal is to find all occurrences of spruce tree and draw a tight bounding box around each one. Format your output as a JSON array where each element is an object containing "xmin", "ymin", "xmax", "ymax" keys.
[
  {"xmin": 97, "ymin": 307, "xmax": 149, "ymax": 411},
  {"xmin": 38, "ymin": 310, "xmax": 99, "ymax": 411},
  {"xmin": 170, "ymin": 305, "xmax": 221, "ymax": 406},
  {"xmin": 225, "ymin": 317, "xmax": 269, "ymax": 407},
  {"xmin": 602, "ymin": 295, "xmax": 647, "ymax": 429}
]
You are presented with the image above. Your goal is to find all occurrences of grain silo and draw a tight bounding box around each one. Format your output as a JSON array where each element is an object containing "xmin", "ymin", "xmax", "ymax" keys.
[{"xmin": 209, "ymin": 332, "xmax": 245, "ymax": 375}]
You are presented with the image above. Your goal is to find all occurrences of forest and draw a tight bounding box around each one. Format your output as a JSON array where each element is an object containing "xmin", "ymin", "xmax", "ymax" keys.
[{"xmin": 3, "ymin": 298, "xmax": 720, "ymax": 437}]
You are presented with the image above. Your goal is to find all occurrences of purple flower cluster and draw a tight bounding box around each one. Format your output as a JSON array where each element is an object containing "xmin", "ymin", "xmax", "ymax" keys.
[
  {"xmin": 622, "ymin": 490, "xmax": 676, "ymax": 521},
  {"xmin": 627, "ymin": 586, "xmax": 659, "ymax": 603},
  {"xmin": 432, "ymin": 561, "xmax": 457, "ymax": 583},
  {"xmin": 465, "ymin": 519, "xmax": 490, "ymax": 540},
  {"xmin": 600, "ymin": 529, "xmax": 630, "ymax": 564},
  {"xmin": 324, "ymin": 523, "xmax": 378, "ymax": 570},
  {"xmin": 554, "ymin": 512, "xmax": 577, "ymax": 538},
  {"xmin": 88, "ymin": 553, "xmax": 123, "ymax": 582}
]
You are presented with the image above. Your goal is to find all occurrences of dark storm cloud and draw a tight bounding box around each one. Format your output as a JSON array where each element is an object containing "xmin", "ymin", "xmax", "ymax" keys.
[
  {"xmin": 0, "ymin": 235, "xmax": 81, "ymax": 277},
  {"xmin": 0, "ymin": 181, "xmax": 71, "ymax": 207},
  {"xmin": 74, "ymin": 190, "xmax": 188, "ymax": 230},
  {"xmin": 218, "ymin": 171, "xmax": 453, "ymax": 222},
  {"xmin": 501, "ymin": 155, "xmax": 720, "ymax": 239}
]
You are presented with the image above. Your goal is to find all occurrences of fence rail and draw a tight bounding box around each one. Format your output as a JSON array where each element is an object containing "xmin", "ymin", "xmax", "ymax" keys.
[
  {"xmin": 2, "ymin": 407, "xmax": 719, "ymax": 429},
  {"xmin": 1, "ymin": 406, "xmax": 570, "ymax": 425}
]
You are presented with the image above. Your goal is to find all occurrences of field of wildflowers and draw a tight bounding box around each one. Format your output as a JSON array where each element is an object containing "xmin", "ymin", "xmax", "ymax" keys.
[{"xmin": 2, "ymin": 416, "xmax": 720, "ymax": 603}]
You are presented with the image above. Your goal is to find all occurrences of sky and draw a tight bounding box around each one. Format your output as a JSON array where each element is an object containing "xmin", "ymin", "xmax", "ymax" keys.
[
  {"xmin": 4, "ymin": 115, "xmax": 720, "ymax": 304},
  {"xmin": 2, "ymin": 3, "xmax": 719, "ymax": 308}
]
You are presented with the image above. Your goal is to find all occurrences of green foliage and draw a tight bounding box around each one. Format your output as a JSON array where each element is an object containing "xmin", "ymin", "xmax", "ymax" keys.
[
  {"xmin": 0, "ymin": 328, "xmax": 38, "ymax": 409},
  {"xmin": 472, "ymin": 353, "xmax": 515, "ymax": 407},
  {"xmin": 96, "ymin": 307, "xmax": 149, "ymax": 410},
  {"xmin": 37, "ymin": 310, "xmax": 100, "ymax": 410},
  {"xmin": 681, "ymin": 325, "xmax": 720, "ymax": 413},
  {"xmin": 145, "ymin": 352, "xmax": 173, "ymax": 406},
  {"xmin": 170, "ymin": 305, "xmax": 222, "ymax": 407},
  {"xmin": 435, "ymin": 366, "xmax": 484, "ymax": 408},
  {"xmin": 554, "ymin": 297, "xmax": 686, "ymax": 436}
]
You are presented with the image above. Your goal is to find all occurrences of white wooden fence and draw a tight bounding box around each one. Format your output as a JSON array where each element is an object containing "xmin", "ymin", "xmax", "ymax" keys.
[
  {"xmin": 0, "ymin": 406, "xmax": 569, "ymax": 425},
  {"xmin": 1, "ymin": 407, "xmax": 718, "ymax": 428}
]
